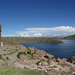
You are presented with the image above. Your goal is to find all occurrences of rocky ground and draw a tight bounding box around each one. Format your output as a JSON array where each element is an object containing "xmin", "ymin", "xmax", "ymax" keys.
[{"xmin": 0, "ymin": 44, "xmax": 75, "ymax": 75}]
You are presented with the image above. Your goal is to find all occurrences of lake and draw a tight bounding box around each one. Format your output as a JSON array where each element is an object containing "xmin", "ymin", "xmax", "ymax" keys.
[{"xmin": 22, "ymin": 40, "xmax": 75, "ymax": 59}]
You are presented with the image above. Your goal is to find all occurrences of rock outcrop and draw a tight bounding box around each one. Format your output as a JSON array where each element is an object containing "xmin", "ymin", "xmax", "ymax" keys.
[
  {"xmin": 0, "ymin": 45, "xmax": 75, "ymax": 75},
  {"xmin": 68, "ymin": 56, "xmax": 75, "ymax": 64}
]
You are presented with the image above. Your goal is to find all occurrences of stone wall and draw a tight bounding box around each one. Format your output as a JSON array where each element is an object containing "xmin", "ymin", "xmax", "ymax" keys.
[{"xmin": 0, "ymin": 24, "xmax": 1, "ymax": 47}]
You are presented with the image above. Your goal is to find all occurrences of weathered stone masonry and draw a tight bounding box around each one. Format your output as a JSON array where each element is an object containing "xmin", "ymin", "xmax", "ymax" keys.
[{"xmin": 0, "ymin": 24, "xmax": 1, "ymax": 47}]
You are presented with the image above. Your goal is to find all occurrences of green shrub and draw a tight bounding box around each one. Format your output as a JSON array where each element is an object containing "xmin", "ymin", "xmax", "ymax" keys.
[
  {"xmin": 17, "ymin": 52, "xmax": 26, "ymax": 58},
  {"xmin": 6, "ymin": 57, "xmax": 9, "ymax": 59},
  {"xmin": 26, "ymin": 47, "xmax": 30, "ymax": 50},
  {"xmin": 15, "ymin": 49, "xmax": 18, "ymax": 51},
  {"xmin": 4, "ymin": 54, "xmax": 6, "ymax": 55},
  {"xmin": 56, "ymin": 59, "xmax": 60, "ymax": 62},
  {"xmin": 51, "ymin": 56, "xmax": 55, "ymax": 59},
  {"xmin": 27, "ymin": 51, "xmax": 31, "ymax": 54},
  {"xmin": 44, "ymin": 55, "xmax": 49, "ymax": 59},
  {"xmin": 3, "ymin": 57, "xmax": 10, "ymax": 61},
  {"xmin": 36, "ymin": 61, "xmax": 41, "ymax": 65},
  {"xmin": 4, "ymin": 49, "xmax": 6, "ymax": 51},
  {"xmin": 7, "ymin": 51, "xmax": 17, "ymax": 55},
  {"xmin": 0, "ymin": 55, "xmax": 2, "ymax": 59}
]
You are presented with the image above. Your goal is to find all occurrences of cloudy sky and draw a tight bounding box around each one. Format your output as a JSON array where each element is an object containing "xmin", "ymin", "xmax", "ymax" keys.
[
  {"xmin": 0, "ymin": 0, "xmax": 75, "ymax": 37},
  {"xmin": 16, "ymin": 26, "xmax": 75, "ymax": 37}
]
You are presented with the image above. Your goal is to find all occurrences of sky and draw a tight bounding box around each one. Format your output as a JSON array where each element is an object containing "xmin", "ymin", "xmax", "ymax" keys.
[{"xmin": 0, "ymin": 0, "xmax": 75, "ymax": 37}]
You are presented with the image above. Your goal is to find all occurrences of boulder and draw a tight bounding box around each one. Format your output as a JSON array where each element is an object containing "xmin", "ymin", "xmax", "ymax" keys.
[
  {"xmin": 57, "ymin": 58, "xmax": 61, "ymax": 62},
  {"xmin": 47, "ymin": 54, "xmax": 54, "ymax": 59},
  {"xmin": 43, "ymin": 54, "xmax": 55, "ymax": 61},
  {"xmin": 61, "ymin": 58, "xmax": 67, "ymax": 62},
  {"xmin": 35, "ymin": 50, "xmax": 46, "ymax": 56},
  {"xmin": 68, "ymin": 56, "xmax": 75, "ymax": 64},
  {"xmin": 0, "ymin": 59, "xmax": 4, "ymax": 65},
  {"xmin": 33, "ymin": 54, "xmax": 39, "ymax": 59},
  {"xmin": 37, "ymin": 62, "xmax": 42, "ymax": 66},
  {"xmin": 19, "ymin": 54, "xmax": 29, "ymax": 60},
  {"xmin": 33, "ymin": 54, "xmax": 48, "ymax": 60},
  {"xmin": 13, "ymin": 63, "xmax": 25, "ymax": 69},
  {"xmin": 41, "ymin": 61, "xmax": 49, "ymax": 66}
]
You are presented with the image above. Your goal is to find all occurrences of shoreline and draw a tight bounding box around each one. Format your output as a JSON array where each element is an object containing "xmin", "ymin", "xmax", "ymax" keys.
[{"xmin": 0, "ymin": 37, "xmax": 75, "ymax": 75}]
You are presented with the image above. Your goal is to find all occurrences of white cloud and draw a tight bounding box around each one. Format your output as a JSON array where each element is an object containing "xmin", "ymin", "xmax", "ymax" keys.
[
  {"xmin": 33, "ymin": 33, "xmax": 42, "ymax": 37},
  {"xmin": 16, "ymin": 26, "xmax": 75, "ymax": 37},
  {"xmin": 20, "ymin": 33, "xmax": 29, "ymax": 37}
]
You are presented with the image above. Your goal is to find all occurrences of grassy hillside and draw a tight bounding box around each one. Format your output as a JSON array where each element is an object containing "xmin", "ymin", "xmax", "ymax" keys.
[
  {"xmin": 0, "ymin": 67, "xmax": 47, "ymax": 75},
  {"xmin": 1, "ymin": 37, "xmax": 63, "ymax": 46},
  {"xmin": 64, "ymin": 35, "xmax": 75, "ymax": 40},
  {"xmin": 1, "ymin": 37, "xmax": 19, "ymax": 46}
]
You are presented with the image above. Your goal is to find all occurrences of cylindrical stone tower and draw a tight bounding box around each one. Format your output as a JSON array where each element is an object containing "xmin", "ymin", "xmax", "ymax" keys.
[{"xmin": 0, "ymin": 24, "xmax": 1, "ymax": 47}]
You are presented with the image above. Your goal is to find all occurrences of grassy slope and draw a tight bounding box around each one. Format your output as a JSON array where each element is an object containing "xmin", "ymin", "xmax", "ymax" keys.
[
  {"xmin": 64, "ymin": 35, "xmax": 75, "ymax": 40},
  {"xmin": 1, "ymin": 37, "xmax": 63, "ymax": 46},
  {"xmin": 1, "ymin": 37, "xmax": 19, "ymax": 46},
  {"xmin": 0, "ymin": 67, "xmax": 47, "ymax": 75}
]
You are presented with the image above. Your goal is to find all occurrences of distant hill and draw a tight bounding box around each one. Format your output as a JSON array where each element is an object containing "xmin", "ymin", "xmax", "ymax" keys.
[
  {"xmin": 64, "ymin": 35, "xmax": 75, "ymax": 40},
  {"xmin": 1, "ymin": 37, "xmax": 63, "ymax": 46}
]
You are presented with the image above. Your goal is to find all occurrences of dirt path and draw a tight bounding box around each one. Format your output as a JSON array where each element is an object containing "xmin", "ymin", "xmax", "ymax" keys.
[
  {"xmin": 0, "ymin": 52, "xmax": 18, "ymax": 69},
  {"xmin": 6, "ymin": 52, "xmax": 18, "ymax": 67}
]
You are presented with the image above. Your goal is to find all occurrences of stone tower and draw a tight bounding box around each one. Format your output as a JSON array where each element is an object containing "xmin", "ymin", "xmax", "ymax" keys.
[{"xmin": 0, "ymin": 24, "xmax": 1, "ymax": 47}]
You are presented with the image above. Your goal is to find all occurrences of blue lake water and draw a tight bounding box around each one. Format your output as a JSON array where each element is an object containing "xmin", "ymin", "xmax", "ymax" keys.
[{"xmin": 22, "ymin": 40, "xmax": 75, "ymax": 59}]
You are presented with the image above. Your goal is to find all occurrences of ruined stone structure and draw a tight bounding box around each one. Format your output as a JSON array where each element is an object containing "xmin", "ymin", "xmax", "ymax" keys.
[{"xmin": 0, "ymin": 24, "xmax": 1, "ymax": 47}]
